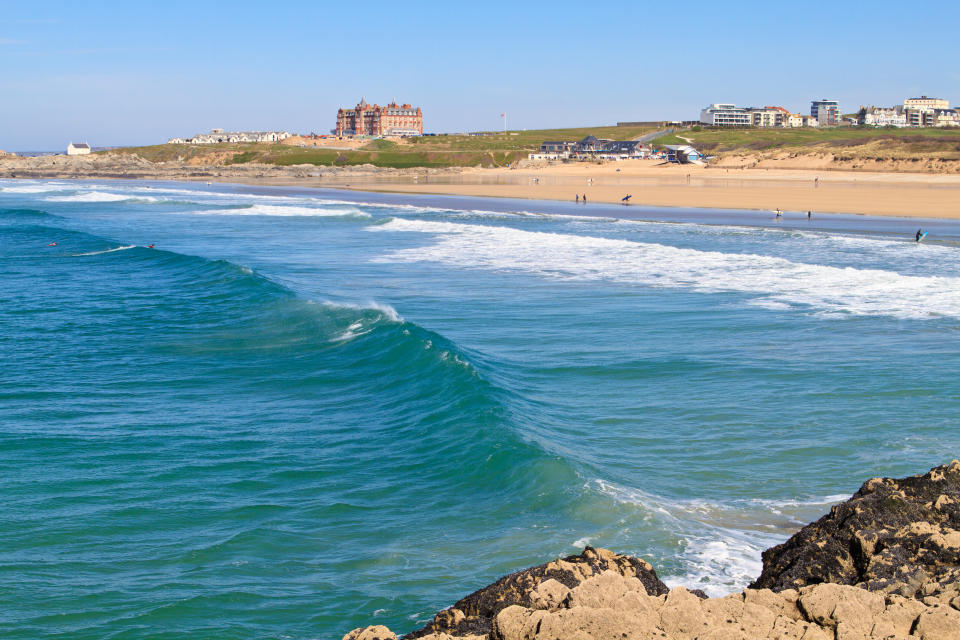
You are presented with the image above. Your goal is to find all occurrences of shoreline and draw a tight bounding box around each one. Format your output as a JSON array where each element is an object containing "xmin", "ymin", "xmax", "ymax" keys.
[
  {"xmin": 328, "ymin": 159, "xmax": 960, "ymax": 219},
  {"xmin": 4, "ymin": 154, "xmax": 960, "ymax": 219},
  {"xmin": 6, "ymin": 175, "xmax": 960, "ymax": 242}
]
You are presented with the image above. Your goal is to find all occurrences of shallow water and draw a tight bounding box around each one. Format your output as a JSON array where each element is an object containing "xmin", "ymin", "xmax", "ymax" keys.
[{"xmin": 2, "ymin": 179, "xmax": 959, "ymax": 639}]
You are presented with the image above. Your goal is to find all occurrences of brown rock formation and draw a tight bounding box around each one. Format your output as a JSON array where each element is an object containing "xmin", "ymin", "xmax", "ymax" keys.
[
  {"xmin": 751, "ymin": 460, "xmax": 960, "ymax": 599},
  {"xmin": 341, "ymin": 462, "xmax": 960, "ymax": 640},
  {"xmin": 406, "ymin": 547, "xmax": 669, "ymax": 638}
]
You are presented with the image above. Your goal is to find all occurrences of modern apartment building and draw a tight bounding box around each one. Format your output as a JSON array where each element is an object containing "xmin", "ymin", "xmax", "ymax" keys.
[
  {"xmin": 811, "ymin": 99, "xmax": 840, "ymax": 126},
  {"xmin": 700, "ymin": 104, "xmax": 751, "ymax": 126}
]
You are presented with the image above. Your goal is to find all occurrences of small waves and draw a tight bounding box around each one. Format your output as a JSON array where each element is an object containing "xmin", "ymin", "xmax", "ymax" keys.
[
  {"xmin": 591, "ymin": 479, "xmax": 847, "ymax": 596},
  {"xmin": 373, "ymin": 218, "xmax": 960, "ymax": 320},
  {"xmin": 191, "ymin": 204, "xmax": 372, "ymax": 218},
  {"xmin": 71, "ymin": 245, "xmax": 137, "ymax": 257},
  {"xmin": 45, "ymin": 191, "xmax": 144, "ymax": 203}
]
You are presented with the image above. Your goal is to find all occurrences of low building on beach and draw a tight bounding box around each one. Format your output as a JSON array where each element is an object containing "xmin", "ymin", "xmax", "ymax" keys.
[
  {"xmin": 662, "ymin": 144, "xmax": 703, "ymax": 164},
  {"xmin": 66, "ymin": 142, "xmax": 91, "ymax": 155},
  {"xmin": 530, "ymin": 136, "xmax": 650, "ymax": 162}
]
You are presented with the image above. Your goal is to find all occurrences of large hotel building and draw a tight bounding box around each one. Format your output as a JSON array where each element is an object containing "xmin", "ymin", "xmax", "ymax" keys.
[{"xmin": 336, "ymin": 98, "xmax": 423, "ymax": 136}]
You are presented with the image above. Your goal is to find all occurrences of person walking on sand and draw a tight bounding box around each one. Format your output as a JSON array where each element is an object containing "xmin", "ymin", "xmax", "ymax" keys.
[
  {"xmin": 575, "ymin": 194, "xmax": 579, "ymax": 203},
  {"xmin": 582, "ymin": 194, "xmax": 587, "ymax": 204}
]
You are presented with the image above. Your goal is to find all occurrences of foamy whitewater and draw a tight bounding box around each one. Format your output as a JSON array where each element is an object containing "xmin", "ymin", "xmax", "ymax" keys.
[{"xmin": 3, "ymin": 179, "xmax": 959, "ymax": 640}]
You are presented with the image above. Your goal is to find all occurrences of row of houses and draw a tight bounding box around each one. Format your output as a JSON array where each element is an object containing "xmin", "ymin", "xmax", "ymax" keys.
[
  {"xmin": 532, "ymin": 136, "xmax": 703, "ymax": 164},
  {"xmin": 167, "ymin": 128, "xmax": 292, "ymax": 144},
  {"xmin": 700, "ymin": 102, "xmax": 830, "ymax": 128},
  {"xmin": 860, "ymin": 96, "xmax": 959, "ymax": 127},
  {"xmin": 530, "ymin": 136, "xmax": 650, "ymax": 161},
  {"xmin": 701, "ymin": 95, "xmax": 958, "ymax": 129}
]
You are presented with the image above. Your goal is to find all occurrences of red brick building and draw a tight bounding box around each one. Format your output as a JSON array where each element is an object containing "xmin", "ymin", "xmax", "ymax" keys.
[{"xmin": 335, "ymin": 98, "xmax": 423, "ymax": 136}]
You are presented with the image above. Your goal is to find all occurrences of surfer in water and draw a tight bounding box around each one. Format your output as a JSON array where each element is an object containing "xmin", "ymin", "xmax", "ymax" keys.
[
  {"xmin": 916, "ymin": 228, "xmax": 925, "ymax": 242},
  {"xmin": 47, "ymin": 241, "xmax": 57, "ymax": 247}
]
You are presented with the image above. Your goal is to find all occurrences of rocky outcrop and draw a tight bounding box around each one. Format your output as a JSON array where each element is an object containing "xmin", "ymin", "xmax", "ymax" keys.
[
  {"xmin": 406, "ymin": 547, "xmax": 669, "ymax": 639},
  {"xmin": 0, "ymin": 152, "xmax": 463, "ymax": 181},
  {"xmin": 752, "ymin": 460, "xmax": 960, "ymax": 599},
  {"xmin": 343, "ymin": 462, "xmax": 960, "ymax": 640}
]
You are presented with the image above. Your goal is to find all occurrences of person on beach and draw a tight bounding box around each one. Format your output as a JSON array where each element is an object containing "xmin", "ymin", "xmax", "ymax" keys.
[
  {"xmin": 807, "ymin": 211, "xmax": 812, "ymax": 219},
  {"xmin": 776, "ymin": 209, "xmax": 782, "ymax": 218},
  {"xmin": 814, "ymin": 177, "xmax": 819, "ymax": 188},
  {"xmin": 575, "ymin": 194, "xmax": 579, "ymax": 203},
  {"xmin": 621, "ymin": 195, "xmax": 632, "ymax": 203},
  {"xmin": 582, "ymin": 194, "xmax": 587, "ymax": 204}
]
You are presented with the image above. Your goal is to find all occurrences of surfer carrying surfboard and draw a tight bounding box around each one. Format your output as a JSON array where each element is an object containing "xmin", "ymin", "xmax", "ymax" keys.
[{"xmin": 916, "ymin": 228, "xmax": 926, "ymax": 242}]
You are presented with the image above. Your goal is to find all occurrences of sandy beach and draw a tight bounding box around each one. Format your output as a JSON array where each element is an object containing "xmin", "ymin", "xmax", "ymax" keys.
[
  {"xmin": 325, "ymin": 159, "xmax": 960, "ymax": 219},
  {"xmin": 5, "ymin": 154, "xmax": 960, "ymax": 218}
]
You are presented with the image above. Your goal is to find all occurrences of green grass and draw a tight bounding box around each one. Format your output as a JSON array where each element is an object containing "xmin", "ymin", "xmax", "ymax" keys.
[
  {"xmin": 104, "ymin": 127, "xmax": 648, "ymax": 168},
  {"xmin": 100, "ymin": 124, "xmax": 662, "ymax": 169},
  {"xmin": 649, "ymin": 127, "xmax": 960, "ymax": 159},
  {"xmin": 404, "ymin": 124, "xmax": 657, "ymax": 153}
]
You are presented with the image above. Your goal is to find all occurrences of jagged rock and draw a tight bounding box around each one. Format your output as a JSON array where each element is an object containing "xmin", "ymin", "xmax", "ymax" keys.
[
  {"xmin": 342, "ymin": 463, "xmax": 960, "ymax": 640},
  {"xmin": 405, "ymin": 547, "xmax": 668, "ymax": 638},
  {"xmin": 752, "ymin": 460, "xmax": 960, "ymax": 599},
  {"xmin": 343, "ymin": 625, "xmax": 398, "ymax": 640},
  {"xmin": 912, "ymin": 605, "xmax": 960, "ymax": 640}
]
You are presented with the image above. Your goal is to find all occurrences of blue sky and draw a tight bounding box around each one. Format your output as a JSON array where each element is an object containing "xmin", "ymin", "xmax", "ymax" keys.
[{"xmin": 1, "ymin": 0, "xmax": 958, "ymax": 150}]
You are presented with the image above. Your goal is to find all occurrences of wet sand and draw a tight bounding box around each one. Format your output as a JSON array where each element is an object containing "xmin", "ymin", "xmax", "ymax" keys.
[{"xmin": 317, "ymin": 160, "xmax": 960, "ymax": 219}]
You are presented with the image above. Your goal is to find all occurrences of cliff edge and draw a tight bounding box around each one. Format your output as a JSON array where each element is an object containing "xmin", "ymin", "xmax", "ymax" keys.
[{"xmin": 344, "ymin": 461, "xmax": 960, "ymax": 640}]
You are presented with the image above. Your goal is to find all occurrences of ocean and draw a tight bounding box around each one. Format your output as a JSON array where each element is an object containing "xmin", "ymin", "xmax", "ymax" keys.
[{"xmin": 2, "ymin": 179, "xmax": 959, "ymax": 639}]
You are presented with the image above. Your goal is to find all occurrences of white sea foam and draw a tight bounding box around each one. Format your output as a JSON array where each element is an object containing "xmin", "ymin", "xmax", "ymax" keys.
[
  {"xmin": 0, "ymin": 182, "xmax": 73, "ymax": 194},
  {"xmin": 314, "ymin": 300, "xmax": 403, "ymax": 324},
  {"xmin": 372, "ymin": 219, "xmax": 960, "ymax": 319},
  {"xmin": 45, "ymin": 191, "xmax": 142, "ymax": 203},
  {"xmin": 190, "ymin": 204, "xmax": 371, "ymax": 218},
  {"xmin": 71, "ymin": 245, "xmax": 136, "ymax": 256},
  {"xmin": 592, "ymin": 479, "xmax": 845, "ymax": 596}
]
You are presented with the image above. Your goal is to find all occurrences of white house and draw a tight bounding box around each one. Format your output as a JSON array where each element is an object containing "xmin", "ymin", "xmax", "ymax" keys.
[{"xmin": 67, "ymin": 142, "xmax": 91, "ymax": 155}]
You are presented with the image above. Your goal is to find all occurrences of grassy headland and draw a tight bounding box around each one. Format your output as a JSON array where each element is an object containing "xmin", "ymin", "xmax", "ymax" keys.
[
  {"xmin": 104, "ymin": 125, "xmax": 657, "ymax": 169},
  {"xmin": 101, "ymin": 125, "xmax": 960, "ymax": 172},
  {"xmin": 650, "ymin": 126, "xmax": 960, "ymax": 163}
]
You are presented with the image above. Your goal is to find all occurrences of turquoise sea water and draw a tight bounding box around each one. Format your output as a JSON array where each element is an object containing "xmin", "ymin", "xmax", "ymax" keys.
[{"xmin": 2, "ymin": 179, "xmax": 959, "ymax": 639}]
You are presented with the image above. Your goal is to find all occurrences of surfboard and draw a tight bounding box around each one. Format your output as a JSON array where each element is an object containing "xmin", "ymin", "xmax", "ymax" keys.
[{"xmin": 917, "ymin": 232, "xmax": 927, "ymax": 243}]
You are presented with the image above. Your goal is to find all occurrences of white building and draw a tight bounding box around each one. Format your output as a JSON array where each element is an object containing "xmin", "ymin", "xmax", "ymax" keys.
[
  {"xmin": 701, "ymin": 103, "xmax": 817, "ymax": 128},
  {"xmin": 66, "ymin": 142, "xmax": 91, "ymax": 155},
  {"xmin": 700, "ymin": 104, "xmax": 752, "ymax": 127},
  {"xmin": 785, "ymin": 113, "xmax": 805, "ymax": 128},
  {"xmin": 749, "ymin": 106, "xmax": 789, "ymax": 127},
  {"xmin": 932, "ymin": 109, "xmax": 960, "ymax": 127},
  {"xmin": 904, "ymin": 96, "xmax": 949, "ymax": 111},
  {"xmin": 167, "ymin": 129, "xmax": 292, "ymax": 144},
  {"xmin": 862, "ymin": 107, "xmax": 907, "ymax": 127}
]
